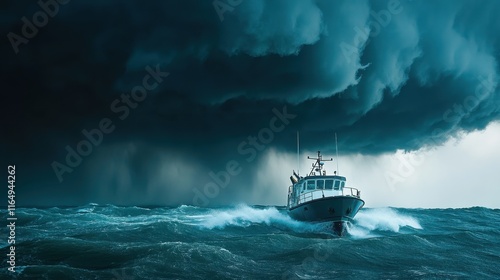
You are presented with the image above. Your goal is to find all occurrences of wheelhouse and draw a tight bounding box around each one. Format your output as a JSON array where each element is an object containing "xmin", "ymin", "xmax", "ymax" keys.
[{"xmin": 287, "ymin": 151, "xmax": 361, "ymax": 209}]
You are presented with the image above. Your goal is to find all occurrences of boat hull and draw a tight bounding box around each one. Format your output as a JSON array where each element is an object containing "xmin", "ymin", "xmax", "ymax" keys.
[{"xmin": 288, "ymin": 196, "xmax": 365, "ymax": 236}]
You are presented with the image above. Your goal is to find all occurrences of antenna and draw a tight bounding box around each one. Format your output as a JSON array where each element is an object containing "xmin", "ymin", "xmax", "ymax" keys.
[
  {"xmin": 307, "ymin": 151, "xmax": 332, "ymax": 176},
  {"xmin": 335, "ymin": 133, "xmax": 339, "ymax": 174},
  {"xmin": 296, "ymin": 131, "xmax": 300, "ymax": 175}
]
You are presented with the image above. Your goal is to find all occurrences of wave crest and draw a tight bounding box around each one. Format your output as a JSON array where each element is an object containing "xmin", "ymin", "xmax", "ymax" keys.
[
  {"xmin": 196, "ymin": 204, "xmax": 310, "ymax": 231},
  {"xmin": 348, "ymin": 208, "xmax": 422, "ymax": 238}
]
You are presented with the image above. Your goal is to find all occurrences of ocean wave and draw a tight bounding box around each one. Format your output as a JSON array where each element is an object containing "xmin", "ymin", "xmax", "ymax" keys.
[
  {"xmin": 348, "ymin": 208, "xmax": 422, "ymax": 238},
  {"xmin": 189, "ymin": 204, "xmax": 331, "ymax": 234},
  {"xmin": 5, "ymin": 204, "xmax": 500, "ymax": 279},
  {"xmin": 196, "ymin": 204, "xmax": 302, "ymax": 228}
]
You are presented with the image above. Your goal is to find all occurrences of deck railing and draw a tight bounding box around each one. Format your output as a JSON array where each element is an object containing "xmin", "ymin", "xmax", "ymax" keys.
[{"xmin": 343, "ymin": 187, "xmax": 361, "ymax": 197}]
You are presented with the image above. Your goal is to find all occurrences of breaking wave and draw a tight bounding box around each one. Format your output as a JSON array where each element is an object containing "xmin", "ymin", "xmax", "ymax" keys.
[{"xmin": 348, "ymin": 207, "xmax": 423, "ymax": 238}]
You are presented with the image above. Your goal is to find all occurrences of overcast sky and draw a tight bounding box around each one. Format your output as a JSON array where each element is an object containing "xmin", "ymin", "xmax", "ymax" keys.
[{"xmin": 2, "ymin": 0, "xmax": 499, "ymax": 208}]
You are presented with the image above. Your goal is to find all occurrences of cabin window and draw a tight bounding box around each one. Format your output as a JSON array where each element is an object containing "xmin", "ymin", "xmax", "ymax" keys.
[
  {"xmin": 334, "ymin": 180, "xmax": 341, "ymax": 190},
  {"xmin": 325, "ymin": 180, "xmax": 333, "ymax": 190},
  {"xmin": 316, "ymin": 180, "xmax": 324, "ymax": 189},
  {"xmin": 307, "ymin": 180, "xmax": 315, "ymax": 190},
  {"xmin": 295, "ymin": 183, "xmax": 302, "ymax": 193},
  {"xmin": 340, "ymin": 181, "xmax": 345, "ymax": 189}
]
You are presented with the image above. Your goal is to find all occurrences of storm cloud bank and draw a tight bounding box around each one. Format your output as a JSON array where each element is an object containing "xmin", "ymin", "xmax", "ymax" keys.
[{"xmin": 2, "ymin": 0, "xmax": 500, "ymax": 206}]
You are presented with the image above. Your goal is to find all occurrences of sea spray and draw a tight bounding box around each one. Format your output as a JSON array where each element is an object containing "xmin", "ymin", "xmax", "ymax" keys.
[
  {"xmin": 353, "ymin": 207, "xmax": 422, "ymax": 232},
  {"xmin": 196, "ymin": 204, "xmax": 309, "ymax": 231}
]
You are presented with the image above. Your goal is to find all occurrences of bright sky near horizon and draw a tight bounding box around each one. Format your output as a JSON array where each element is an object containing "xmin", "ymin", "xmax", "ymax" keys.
[{"xmin": 252, "ymin": 122, "xmax": 500, "ymax": 209}]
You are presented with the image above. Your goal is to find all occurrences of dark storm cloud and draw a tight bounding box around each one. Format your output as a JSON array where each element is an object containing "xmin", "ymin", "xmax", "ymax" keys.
[{"xmin": 2, "ymin": 0, "xmax": 499, "ymax": 206}]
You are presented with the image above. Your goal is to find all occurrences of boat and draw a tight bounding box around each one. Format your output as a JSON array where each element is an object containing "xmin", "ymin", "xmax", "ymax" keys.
[{"xmin": 287, "ymin": 149, "xmax": 365, "ymax": 236}]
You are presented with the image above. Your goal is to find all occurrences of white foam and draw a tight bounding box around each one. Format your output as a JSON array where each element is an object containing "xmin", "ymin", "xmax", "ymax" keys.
[
  {"xmin": 187, "ymin": 205, "xmax": 422, "ymax": 238},
  {"xmin": 348, "ymin": 208, "xmax": 422, "ymax": 238},
  {"xmin": 196, "ymin": 204, "xmax": 310, "ymax": 231},
  {"xmin": 76, "ymin": 205, "xmax": 95, "ymax": 213}
]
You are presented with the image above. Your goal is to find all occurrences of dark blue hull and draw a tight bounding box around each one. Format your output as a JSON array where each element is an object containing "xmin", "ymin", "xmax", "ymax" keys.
[{"xmin": 288, "ymin": 196, "xmax": 365, "ymax": 236}]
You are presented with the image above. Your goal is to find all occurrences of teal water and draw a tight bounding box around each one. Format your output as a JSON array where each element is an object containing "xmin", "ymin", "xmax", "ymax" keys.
[{"xmin": 2, "ymin": 204, "xmax": 499, "ymax": 279}]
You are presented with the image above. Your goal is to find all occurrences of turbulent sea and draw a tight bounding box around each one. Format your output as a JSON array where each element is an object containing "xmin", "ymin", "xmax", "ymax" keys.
[{"xmin": 2, "ymin": 204, "xmax": 500, "ymax": 279}]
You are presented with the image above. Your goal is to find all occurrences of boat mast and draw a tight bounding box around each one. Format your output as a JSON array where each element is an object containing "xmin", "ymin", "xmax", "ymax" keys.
[
  {"xmin": 335, "ymin": 133, "xmax": 339, "ymax": 175},
  {"xmin": 297, "ymin": 131, "xmax": 300, "ymax": 176},
  {"xmin": 307, "ymin": 151, "xmax": 333, "ymax": 176}
]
